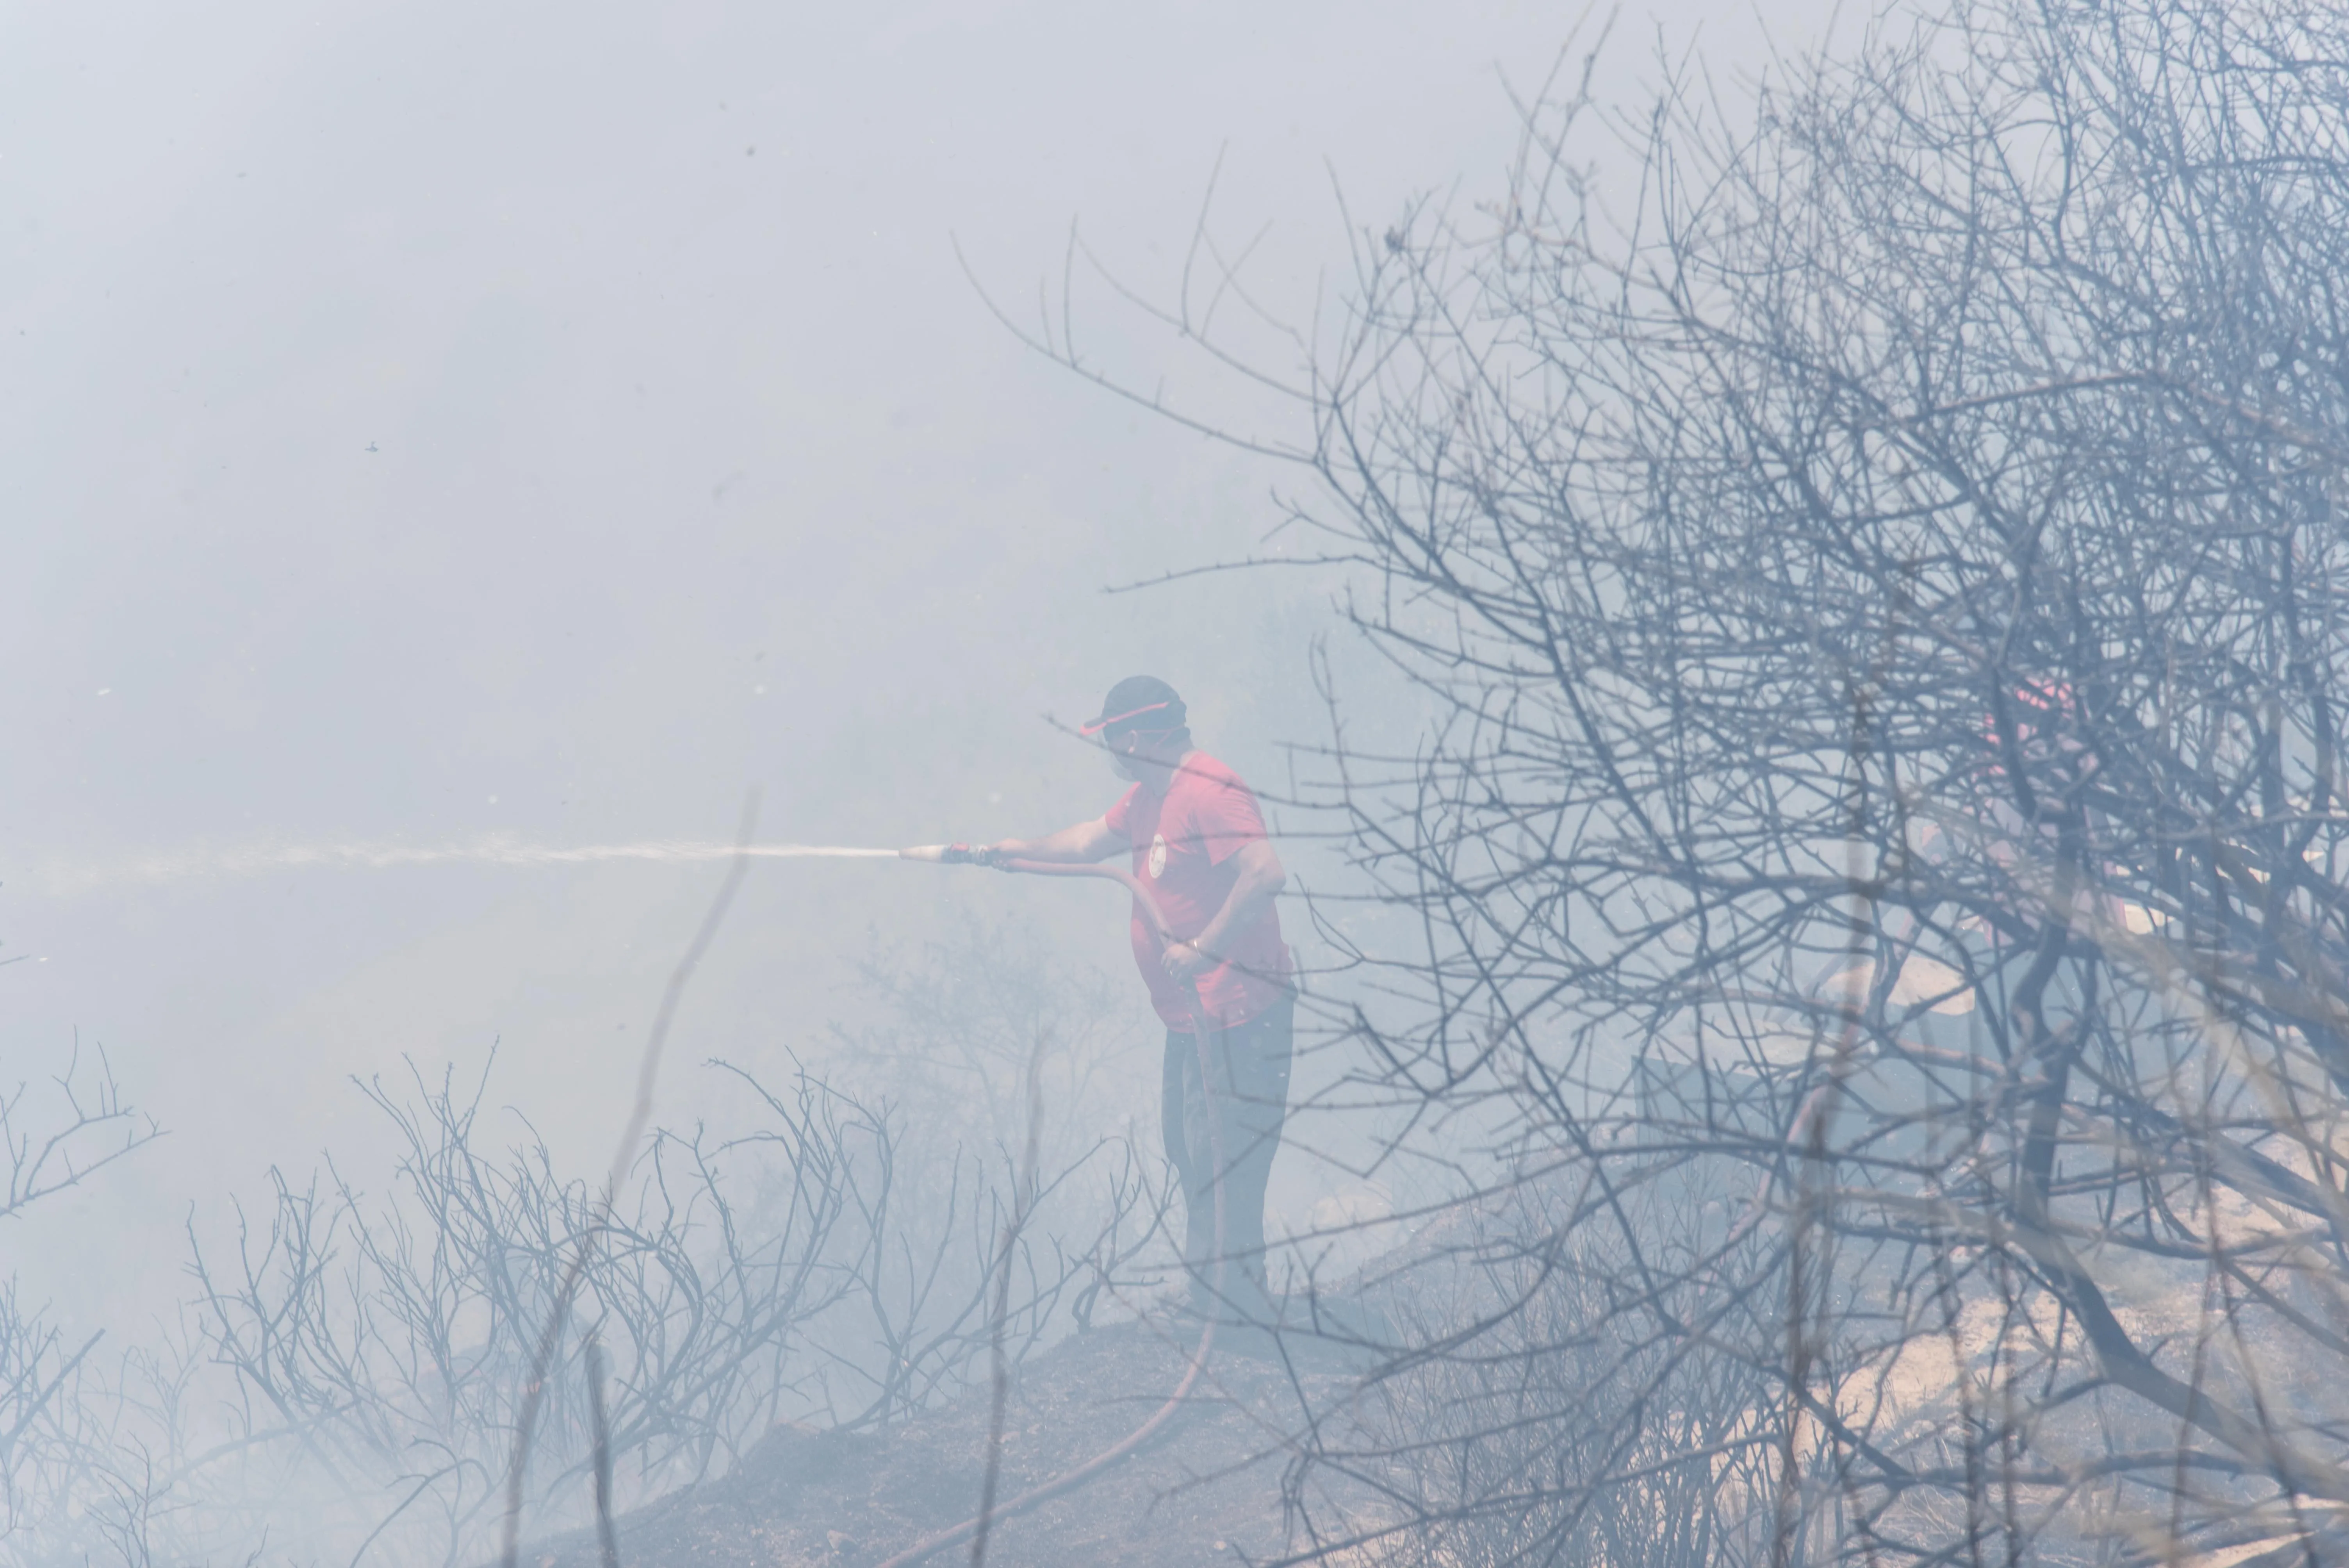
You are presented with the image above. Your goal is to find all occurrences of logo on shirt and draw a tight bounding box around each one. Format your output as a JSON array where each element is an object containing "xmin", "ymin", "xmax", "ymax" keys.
[{"xmin": 1148, "ymin": 833, "xmax": 1168, "ymax": 879}]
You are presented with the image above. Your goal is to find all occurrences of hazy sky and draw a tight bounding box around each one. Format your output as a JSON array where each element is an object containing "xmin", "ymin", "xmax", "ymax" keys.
[{"xmin": 3, "ymin": 0, "xmax": 1846, "ymax": 1324}]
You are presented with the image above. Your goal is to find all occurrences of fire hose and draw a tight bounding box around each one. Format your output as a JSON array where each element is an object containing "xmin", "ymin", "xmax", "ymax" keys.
[{"xmin": 871, "ymin": 843, "xmax": 1234, "ymax": 1568}]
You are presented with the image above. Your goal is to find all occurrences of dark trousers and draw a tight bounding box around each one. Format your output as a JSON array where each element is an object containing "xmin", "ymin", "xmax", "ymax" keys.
[{"xmin": 1161, "ymin": 993, "xmax": 1294, "ymax": 1311}]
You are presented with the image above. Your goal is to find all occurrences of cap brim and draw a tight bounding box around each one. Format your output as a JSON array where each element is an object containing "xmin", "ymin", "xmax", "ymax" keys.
[{"xmin": 1079, "ymin": 700, "xmax": 1174, "ymax": 737}]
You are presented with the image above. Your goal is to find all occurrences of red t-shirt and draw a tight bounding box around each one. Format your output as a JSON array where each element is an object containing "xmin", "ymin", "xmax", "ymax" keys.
[{"xmin": 1102, "ymin": 752, "xmax": 1293, "ymax": 1028}]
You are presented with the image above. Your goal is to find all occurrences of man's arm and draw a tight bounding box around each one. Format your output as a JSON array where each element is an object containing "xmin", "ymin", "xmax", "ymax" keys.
[
  {"xmin": 1164, "ymin": 839, "xmax": 1286, "ymax": 980},
  {"xmin": 986, "ymin": 817, "xmax": 1126, "ymax": 865}
]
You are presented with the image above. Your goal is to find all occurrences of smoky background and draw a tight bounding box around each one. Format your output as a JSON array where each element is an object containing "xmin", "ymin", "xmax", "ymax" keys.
[
  {"xmin": 0, "ymin": 0, "xmax": 1834, "ymax": 1331},
  {"xmin": 0, "ymin": 1, "xmax": 1950, "ymax": 1563}
]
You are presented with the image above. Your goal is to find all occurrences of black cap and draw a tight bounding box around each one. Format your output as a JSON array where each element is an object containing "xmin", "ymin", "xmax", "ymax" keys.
[{"xmin": 1081, "ymin": 675, "xmax": 1188, "ymax": 743}]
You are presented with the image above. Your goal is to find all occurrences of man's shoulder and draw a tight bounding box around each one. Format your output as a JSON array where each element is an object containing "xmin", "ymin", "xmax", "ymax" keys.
[
  {"xmin": 1173, "ymin": 751, "xmax": 1247, "ymax": 788},
  {"xmin": 1101, "ymin": 781, "xmax": 1146, "ymax": 829},
  {"xmin": 1171, "ymin": 752, "xmax": 1262, "ymax": 811}
]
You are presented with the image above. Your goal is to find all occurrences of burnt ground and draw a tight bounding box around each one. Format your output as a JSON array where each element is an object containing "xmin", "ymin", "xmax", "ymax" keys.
[{"xmin": 526, "ymin": 1316, "xmax": 1388, "ymax": 1568}]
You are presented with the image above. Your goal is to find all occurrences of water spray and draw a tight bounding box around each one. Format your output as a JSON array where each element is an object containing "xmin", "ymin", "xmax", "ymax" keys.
[{"xmin": 23, "ymin": 837, "xmax": 909, "ymax": 898}]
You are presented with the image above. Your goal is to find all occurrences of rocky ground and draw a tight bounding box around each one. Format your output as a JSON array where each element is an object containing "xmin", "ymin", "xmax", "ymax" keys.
[{"xmin": 525, "ymin": 1315, "xmax": 1387, "ymax": 1568}]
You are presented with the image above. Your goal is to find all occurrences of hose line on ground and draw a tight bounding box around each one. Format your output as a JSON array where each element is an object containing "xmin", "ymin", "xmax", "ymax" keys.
[{"xmin": 872, "ymin": 850, "xmax": 1235, "ymax": 1568}]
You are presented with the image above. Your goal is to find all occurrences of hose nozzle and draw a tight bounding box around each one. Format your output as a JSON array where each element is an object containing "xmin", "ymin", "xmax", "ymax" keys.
[{"xmin": 898, "ymin": 843, "xmax": 993, "ymax": 865}]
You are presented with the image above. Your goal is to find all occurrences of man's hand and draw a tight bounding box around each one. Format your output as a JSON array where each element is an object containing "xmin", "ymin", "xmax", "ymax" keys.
[
  {"xmin": 1162, "ymin": 938, "xmax": 1214, "ymax": 983},
  {"xmin": 1162, "ymin": 841, "xmax": 1285, "ymax": 986}
]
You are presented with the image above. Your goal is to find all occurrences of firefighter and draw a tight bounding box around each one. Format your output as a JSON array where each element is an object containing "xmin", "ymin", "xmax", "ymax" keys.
[{"xmin": 984, "ymin": 676, "xmax": 1294, "ymax": 1319}]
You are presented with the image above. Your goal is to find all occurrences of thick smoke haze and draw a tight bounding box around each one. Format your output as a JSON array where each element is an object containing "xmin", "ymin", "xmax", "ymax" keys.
[{"xmin": 2, "ymin": 0, "xmax": 1835, "ymax": 1360}]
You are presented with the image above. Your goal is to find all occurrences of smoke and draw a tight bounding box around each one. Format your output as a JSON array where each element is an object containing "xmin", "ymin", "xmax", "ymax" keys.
[{"xmin": 23, "ymin": 837, "xmax": 904, "ymax": 897}]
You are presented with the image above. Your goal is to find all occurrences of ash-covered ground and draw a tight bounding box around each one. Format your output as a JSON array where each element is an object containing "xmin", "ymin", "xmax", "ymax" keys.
[{"xmin": 525, "ymin": 1317, "xmax": 1382, "ymax": 1568}]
